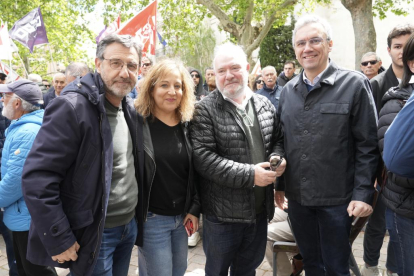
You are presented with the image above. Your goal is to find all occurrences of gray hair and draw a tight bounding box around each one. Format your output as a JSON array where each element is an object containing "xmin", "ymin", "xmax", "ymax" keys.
[
  {"xmin": 11, "ymin": 94, "xmax": 41, "ymax": 113},
  {"xmin": 28, "ymin": 74, "xmax": 42, "ymax": 83},
  {"xmin": 66, "ymin": 62, "xmax": 89, "ymax": 78},
  {"xmin": 361, "ymin": 52, "xmax": 381, "ymax": 62},
  {"xmin": 53, "ymin": 72, "xmax": 65, "ymax": 81},
  {"xmin": 213, "ymin": 42, "xmax": 248, "ymax": 70},
  {"xmin": 292, "ymin": 15, "xmax": 333, "ymax": 47},
  {"xmin": 262, "ymin": 66, "xmax": 277, "ymax": 74},
  {"xmin": 96, "ymin": 34, "xmax": 142, "ymax": 63}
]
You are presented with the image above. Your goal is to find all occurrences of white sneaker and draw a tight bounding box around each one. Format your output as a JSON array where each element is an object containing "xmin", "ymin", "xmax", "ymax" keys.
[
  {"xmin": 386, "ymin": 271, "xmax": 398, "ymax": 276},
  {"xmin": 188, "ymin": 232, "xmax": 200, "ymax": 247},
  {"xmin": 361, "ymin": 265, "xmax": 383, "ymax": 276}
]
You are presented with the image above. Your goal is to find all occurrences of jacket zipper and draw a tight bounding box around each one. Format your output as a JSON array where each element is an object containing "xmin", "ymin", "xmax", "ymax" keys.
[{"xmin": 89, "ymin": 113, "xmax": 105, "ymax": 264}]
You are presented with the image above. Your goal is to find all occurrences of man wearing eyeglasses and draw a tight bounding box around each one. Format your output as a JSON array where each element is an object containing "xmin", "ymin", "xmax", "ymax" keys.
[
  {"xmin": 275, "ymin": 15, "xmax": 379, "ymax": 275},
  {"xmin": 139, "ymin": 56, "xmax": 153, "ymax": 79},
  {"xmin": 22, "ymin": 34, "xmax": 144, "ymax": 276},
  {"xmin": 360, "ymin": 52, "xmax": 384, "ymax": 80}
]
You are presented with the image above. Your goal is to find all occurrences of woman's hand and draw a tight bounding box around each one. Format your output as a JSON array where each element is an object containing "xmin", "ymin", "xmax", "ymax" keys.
[{"xmin": 183, "ymin": 213, "xmax": 199, "ymax": 234}]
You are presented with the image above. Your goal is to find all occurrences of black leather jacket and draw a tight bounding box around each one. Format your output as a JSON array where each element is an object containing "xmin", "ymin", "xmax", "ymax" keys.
[
  {"xmin": 141, "ymin": 120, "xmax": 201, "ymax": 227},
  {"xmin": 379, "ymin": 84, "xmax": 414, "ymax": 218},
  {"xmin": 190, "ymin": 91, "xmax": 284, "ymax": 223}
]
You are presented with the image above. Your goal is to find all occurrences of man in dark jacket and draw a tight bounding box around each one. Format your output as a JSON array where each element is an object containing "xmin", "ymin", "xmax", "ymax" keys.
[
  {"xmin": 277, "ymin": 61, "xmax": 297, "ymax": 87},
  {"xmin": 361, "ymin": 24, "xmax": 413, "ymax": 276},
  {"xmin": 190, "ymin": 42, "xmax": 286, "ymax": 275},
  {"xmin": 276, "ymin": 15, "xmax": 379, "ymax": 275},
  {"xmin": 22, "ymin": 34, "xmax": 144, "ymax": 276},
  {"xmin": 256, "ymin": 65, "xmax": 283, "ymax": 110},
  {"xmin": 370, "ymin": 24, "xmax": 413, "ymax": 113}
]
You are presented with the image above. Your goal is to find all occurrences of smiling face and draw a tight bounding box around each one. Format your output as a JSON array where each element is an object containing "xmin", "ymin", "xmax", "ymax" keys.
[
  {"xmin": 214, "ymin": 54, "xmax": 249, "ymax": 100},
  {"xmin": 294, "ymin": 23, "xmax": 332, "ymax": 78},
  {"xmin": 152, "ymin": 70, "xmax": 183, "ymax": 117},
  {"xmin": 95, "ymin": 42, "xmax": 139, "ymax": 100}
]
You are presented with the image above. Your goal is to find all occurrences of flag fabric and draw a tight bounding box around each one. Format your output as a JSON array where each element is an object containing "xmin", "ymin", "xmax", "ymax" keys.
[
  {"xmin": 96, "ymin": 16, "xmax": 121, "ymax": 44},
  {"xmin": 9, "ymin": 7, "xmax": 49, "ymax": 53},
  {"xmin": 0, "ymin": 61, "xmax": 20, "ymax": 81},
  {"xmin": 0, "ymin": 23, "xmax": 13, "ymax": 60},
  {"xmin": 117, "ymin": 1, "xmax": 157, "ymax": 55},
  {"xmin": 157, "ymin": 31, "xmax": 167, "ymax": 47},
  {"xmin": 252, "ymin": 59, "xmax": 262, "ymax": 76}
]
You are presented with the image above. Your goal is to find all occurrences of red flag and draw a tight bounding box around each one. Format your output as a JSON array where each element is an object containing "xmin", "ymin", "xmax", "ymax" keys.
[
  {"xmin": 96, "ymin": 16, "xmax": 120, "ymax": 44},
  {"xmin": 117, "ymin": 1, "xmax": 157, "ymax": 55}
]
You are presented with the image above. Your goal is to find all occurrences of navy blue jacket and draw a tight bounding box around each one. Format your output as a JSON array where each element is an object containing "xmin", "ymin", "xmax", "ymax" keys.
[
  {"xmin": 0, "ymin": 102, "xmax": 11, "ymax": 163},
  {"xmin": 22, "ymin": 73, "xmax": 144, "ymax": 276},
  {"xmin": 256, "ymin": 83, "xmax": 283, "ymax": 111},
  {"xmin": 42, "ymin": 87, "xmax": 56, "ymax": 109}
]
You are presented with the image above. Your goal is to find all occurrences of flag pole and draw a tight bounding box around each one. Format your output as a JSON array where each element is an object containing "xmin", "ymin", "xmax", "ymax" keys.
[
  {"xmin": 47, "ymin": 44, "xmax": 56, "ymax": 73},
  {"xmin": 15, "ymin": 52, "xmax": 29, "ymax": 77}
]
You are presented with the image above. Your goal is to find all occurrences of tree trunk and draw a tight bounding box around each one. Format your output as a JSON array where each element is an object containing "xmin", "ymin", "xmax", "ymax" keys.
[{"xmin": 341, "ymin": 0, "xmax": 376, "ymax": 70}]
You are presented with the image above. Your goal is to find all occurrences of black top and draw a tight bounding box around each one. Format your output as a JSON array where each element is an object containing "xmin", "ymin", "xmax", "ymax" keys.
[{"xmin": 148, "ymin": 117, "xmax": 189, "ymax": 216}]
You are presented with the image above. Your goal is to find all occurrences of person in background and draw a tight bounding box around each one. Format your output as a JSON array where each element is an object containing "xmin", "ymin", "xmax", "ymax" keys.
[
  {"xmin": 65, "ymin": 62, "xmax": 89, "ymax": 84},
  {"xmin": 0, "ymin": 72, "xmax": 17, "ymax": 276},
  {"xmin": 135, "ymin": 59, "xmax": 200, "ymax": 276},
  {"xmin": 28, "ymin": 74, "xmax": 48, "ymax": 94},
  {"xmin": 253, "ymin": 74, "xmax": 263, "ymax": 92},
  {"xmin": 360, "ymin": 52, "xmax": 384, "ymax": 80},
  {"xmin": 203, "ymin": 67, "xmax": 215, "ymax": 93},
  {"xmin": 43, "ymin": 72, "xmax": 67, "ymax": 108},
  {"xmin": 0, "ymin": 80, "xmax": 56, "ymax": 276},
  {"xmin": 140, "ymin": 56, "xmax": 153, "ymax": 80},
  {"xmin": 189, "ymin": 68, "xmax": 208, "ymax": 101},
  {"xmin": 380, "ymin": 33, "xmax": 414, "ymax": 276},
  {"xmin": 277, "ymin": 61, "xmax": 297, "ymax": 86},
  {"xmin": 256, "ymin": 66, "xmax": 283, "ymax": 110}
]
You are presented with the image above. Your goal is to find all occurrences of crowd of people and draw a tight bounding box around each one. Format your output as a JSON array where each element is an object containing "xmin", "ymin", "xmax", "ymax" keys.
[{"xmin": 0, "ymin": 13, "xmax": 413, "ymax": 276}]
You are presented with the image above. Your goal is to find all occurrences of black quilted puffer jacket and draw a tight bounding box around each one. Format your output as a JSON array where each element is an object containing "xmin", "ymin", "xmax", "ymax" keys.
[
  {"xmin": 190, "ymin": 91, "xmax": 284, "ymax": 223},
  {"xmin": 378, "ymin": 84, "xmax": 414, "ymax": 218}
]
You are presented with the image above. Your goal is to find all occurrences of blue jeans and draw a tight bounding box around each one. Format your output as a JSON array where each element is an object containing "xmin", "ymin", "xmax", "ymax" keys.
[
  {"xmin": 363, "ymin": 192, "xmax": 398, "ymax": 272},
  {"xmin": 138, "ymin": 212, "xmax": 188, "ymax": 276},
  {"xmin": 90, "ymin": 218, "xmax": 137, "ymax": 276},
  {"xmin": 0, "ymin": 210, "xmax": 18, "ymax": 276},
  {"xmin": 288, "ymin": 200, "xmax": 352, "ymax": 276},
  {"xmin": 386, "ymin": 207, "xmax": 414, "ymax": 276},
  {"xmin": 203, "ymin": 212, "xmax": 268, "ymax": 276}
]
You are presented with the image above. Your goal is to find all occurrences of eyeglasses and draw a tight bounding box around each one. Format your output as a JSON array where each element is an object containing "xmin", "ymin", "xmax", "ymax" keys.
[
  {"xmin": 1, "ymin": 93, "xmax": 12, "ymax": 98},
  {"xmin": 45, "ymin": 85, "xmax": 50, "ymax": 88},
  {"xmin": 256, "ymin": 80, "xmax": 264, "ymax": 84},
  {"xmin": 191, "ymin": 74, "xmax": 200, "ymax": 78},
  {"xmin": 295, "ymin": 37, "xmax": 327, "ymax": 48},
  {"xmin": 103, "ymin": 58, "xmax": 139, "ymax": 72},
  {"xmin": 141, "ymin": 63, "xmax": 152, "ymax": 67},
  {"xmin": 361, "ymin": 60, "xmax": 378, "ymax": 66}
]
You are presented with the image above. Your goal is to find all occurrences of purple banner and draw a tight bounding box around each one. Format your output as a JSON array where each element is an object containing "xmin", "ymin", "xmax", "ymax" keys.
[{"xmin": 9, "ymin": 7, "xmax": 49, "ymax": 53}]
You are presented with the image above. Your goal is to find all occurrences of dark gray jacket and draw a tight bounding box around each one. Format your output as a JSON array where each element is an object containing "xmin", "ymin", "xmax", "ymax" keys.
[
  {"xmin": 277, "ymin": 61, "xmax": 379, "ymax": 206},
  {"xmin": 370, "ymin": 65, "xmax": 399, "ymax": 113},
  {"xmin": 190, "ymin": 91, "xmax": 284, "ymax": 223},
  {"xmin": 22, "ymin": 73, "xmax": 144, "ymax": 276}
]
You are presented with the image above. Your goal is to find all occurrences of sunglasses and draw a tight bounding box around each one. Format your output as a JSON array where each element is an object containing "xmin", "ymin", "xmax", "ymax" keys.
[
  {"xmin": 142, "ymin": 63, "xmax": 151, "ymax": 67},
  {"xmin": 361, "ymin": 60, "xmax": 378, "ymax": 66},
  {"xmin": 256, "ymin": 80, "xmax": 264, "ymax": 84},
  {"xmin": 191, "ymin": 74, "xmax": 200, "ymax": 78},
  {"xmin": 45, "ymin": 85, "xmax": 50, "ymax": 88}
]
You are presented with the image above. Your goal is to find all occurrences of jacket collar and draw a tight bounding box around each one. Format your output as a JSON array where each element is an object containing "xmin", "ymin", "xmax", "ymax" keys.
[{"xmin": 293, "ymin": 60, "xmax": 338, "ymax": 90}]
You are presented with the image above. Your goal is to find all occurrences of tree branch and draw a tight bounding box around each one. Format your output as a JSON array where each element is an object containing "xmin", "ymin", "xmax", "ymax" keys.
[
  {"xmin": 196, "ymin": 0, "xmax": 241, "ymax": 38},
  {"xmin": 246, "ymin": 0, "xmax": 298, "ymax": 56}
]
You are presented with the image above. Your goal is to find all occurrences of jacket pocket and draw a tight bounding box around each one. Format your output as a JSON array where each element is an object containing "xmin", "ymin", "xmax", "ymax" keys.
[
  {"xmin": 319, "ymin": 103, "xmax": 350, "ymax": 136},
  {"xmin": 66, "ymin": 209, "xmax": 94, "ymax": 230}
]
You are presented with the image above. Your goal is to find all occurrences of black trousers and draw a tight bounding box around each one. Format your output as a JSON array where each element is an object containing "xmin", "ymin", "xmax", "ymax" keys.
[{"xmin": 12, "ymin": 231, "xmax": 57, "ymax": 276}]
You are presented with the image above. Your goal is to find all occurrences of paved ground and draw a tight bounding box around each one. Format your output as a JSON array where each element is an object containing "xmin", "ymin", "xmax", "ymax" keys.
[{"xmin": 0, "ymin": 231, "xmax": 389, "ymax": 275}]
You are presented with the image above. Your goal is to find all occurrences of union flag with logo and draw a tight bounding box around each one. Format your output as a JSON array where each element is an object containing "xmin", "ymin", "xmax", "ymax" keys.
[{"xmin": 117, "ymin": 1, "xmax": 157, "ymax": 55}]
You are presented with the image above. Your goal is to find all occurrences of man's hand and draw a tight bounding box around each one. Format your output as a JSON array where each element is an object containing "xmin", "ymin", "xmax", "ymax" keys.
[
  {"xmin": 274, "ymin": 191, "xmax": 287, "ymax": 210},
  {"xmin": 51, "ymin": 241, "xmax": 80, "ymax": 264},
  {"xmin": 347, "ymin": 200, "xmax": 373, "ymax": 217},
  {"xmin": 270, "ymin": 156, "xmax": 286, "ymax": 177},
  {"xmin": 254, "ymin": 162, "xmax": 277, "ymax": 187}
]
